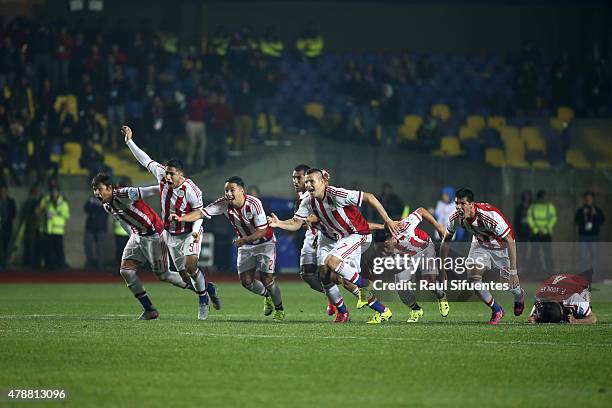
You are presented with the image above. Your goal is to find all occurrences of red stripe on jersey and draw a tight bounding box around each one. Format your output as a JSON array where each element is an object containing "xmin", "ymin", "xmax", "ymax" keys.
[
  {"xmin": 315, "ymin": 198, "xmax": 345, "ymax": 236},
  {"xmin": 123, "ymin": 208, "xmax": 150, "ymax": 233},
  {"xmin": 226, "ymin": 209, "xmax": 244, "ymax": 238},
  {"xmin": 343, "ymin": 205, "xmax": 371, "ymax": 235},
  {"xmin": 414, "ymin": 227, "xmax": 431, "ymax": 243},
  {"xmin": 163, "ymin": 185, "xmax": 173, "ymax": 228},
  {"xmin": 476, "ymin": 202, "xmax": 515, "ymax": 239},
  {"xmin": 246, "ymin": 196, "xmax": 262, "ymax": 213},
  {"xmin": 234, "ymin": 206, "xmax": 253, "ymax": 237},
  {"xmin": 133, "ymin": 200, "xmax": 163, "ymax": 233},
  {"xmin": 172, "ymin": 185, "xmax": 186, "ymax": 234},
  {"xmin": 332, "ymin": 209, "xmax": 354, "ymax": 235},
  {"xmin": 327, "ymin": 186, "xmax": 348, "ymax": 197}
]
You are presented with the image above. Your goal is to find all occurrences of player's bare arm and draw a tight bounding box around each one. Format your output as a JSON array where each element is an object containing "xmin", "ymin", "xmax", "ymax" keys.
[
  {"xmin": 171, "ymin": 210, "xmax": 204, "ymax": 223},
  {"xmin": 121, "ymin": 125, "xmax": 133, "ymax": 143},
  {"xmin": 362, "ymin": 192, "xmax": 401, "ymax": 235},
  {"xmin": 415, "ymin": 207, "xmax": 446, "ymax": 238},
  {"xmin": 234, "ymin": 228, "xmax": 267, "ymax": 248},
  {"xmin": 368, "ymin": 222, "xmax": 385, "ymax": 230},
  {"xmin": 267, "ymin": 213, "xmax": 303, "ymax": 231},
  {"xmin": 568, "ymin": 312, "xmax": 597, "ymax": 324},
  {"xmin": 440, "ymin": 230, "xmax": 453, "ymax": 262}
]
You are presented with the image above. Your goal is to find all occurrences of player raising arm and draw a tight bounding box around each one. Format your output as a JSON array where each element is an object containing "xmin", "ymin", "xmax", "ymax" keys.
[{"xmin": 122, "ymin": 125, "xmax": 220, "ymax": 320}]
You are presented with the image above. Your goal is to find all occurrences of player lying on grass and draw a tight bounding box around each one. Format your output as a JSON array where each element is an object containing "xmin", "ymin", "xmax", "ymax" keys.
[
  {"xmin": 122, "ymin": 125, "xmax": 219, "ymax": 320},
  {"xmin": 92, "ymin": 173, "xmax": 200, "ymax": 320},
  {"xmin": 527, "ymin": 272, "xmax": 597, "ymax": 324},
  {"xmin": 440, "ymin": 188, "xmax": 525, "ymax": 325},
  {"xmin": 370, "ymin": 207, "xmax": 451, "ymax": 323},
  {"xmin": 171, "ymin": 176, "xmax": 286, "ymax": 321},
  {"xmin": 268, "ymin": 168, "xmax": 400, "ymax": 324}
]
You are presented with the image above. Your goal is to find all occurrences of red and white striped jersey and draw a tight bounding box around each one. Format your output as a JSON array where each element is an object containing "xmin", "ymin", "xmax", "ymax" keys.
[
  {"xmin": 296, "ymin": 191, "xmax": 318, "ymax": 239},
  {"xmin": 201, "ymin": 195, "xmax": 274, "ymax": 245},
  {"xmin": 447, "ymin": 202, "xmax": 514, "ymax": 249},
  {"xmin": 146, "ymin": 161, "xmax": 204, "ymax": 235},
  {"xmin": 295, "ymin": 186, "xmax": 370, "ymax": 240},
  {"xmin": 392, "ymin": 211, "xmax": 432, "ymax": 256},
  {"xmin": 103, "ymin": 187, "xmax": 163, "ymax": 236}
]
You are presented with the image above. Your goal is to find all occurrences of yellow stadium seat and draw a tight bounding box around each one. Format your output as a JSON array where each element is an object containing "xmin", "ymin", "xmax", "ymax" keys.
[
  {"xmin": 521, "ymin": 127, "xmax": 546, "ymax": 152},
  {"xmin": 399, "ymin": 115, "xmax": 422, "ymax": 142},
  {"xmin": 93, "ymin": 144, "xmax": 103, "ymax": 154},
  {"xmin": 595, "ymin": 161, "xmax": 612, "ymax": 169},
  {"xmin": 566, "ymin": 149, "xmax": 592, "ymax": 168},
  {"xmin": 487, "ymin": 116, "xmax": 506, "ymax": 130},
  {"xmin": 504, "ymin": 135, "xmax": 528, "ymax": 168},
  {"xmin": 53, "ymin": 94, "xmax": 78, "ymax": 119},
  {"xmin": 500, "ymin": 126, "xmax": 520, "ymax": 142},
  {"xmin": 304, "ymin": 102, "xmax": 324, "ymax": 120},
  {"xmin": 433, "ymin": 136, "xmax": 463, "ymax": 157},
  {"xmin": 431, "ymin": 104, "xmax": 451, "ymax": 121},
  {"xmin": 466, "ymin": 115, "xmax": 486, "ymax": 132},
  {"xmin": 485, "ymin": 148, "xmax": 506, "ymax": 167},
  {"xmin": 557, "ymin": 106, "xmax": 574, "ymax": 123},
  {"xmin": 531, "ymin": 160, "xmax": 551, "ymax": 169},
  {"xmin": 459, "ymin": 125, "xmax": 478, "ymax": 140},
  {"xmin": 549, "ymin": 117, "xmax": 567, "ymax": 132},
  {"xmin": 27, "ymin": 141, "xmax": 34, "ymax": 156},
  {"xmin": 64, "ymin": 142, "xmax": 82, "ymax": 158}
]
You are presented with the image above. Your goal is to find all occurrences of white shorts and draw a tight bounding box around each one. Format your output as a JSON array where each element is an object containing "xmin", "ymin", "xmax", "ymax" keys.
[
  {"xmin": 468, "ymin": 242, "xmax": 510, "ymax": 270},
  {"xmin": 317, "ymin": 233, "xmax": 372, "ymax": 272},
  {"xmin": 162, "ymin": 229, "xmax": 202, "ymax": 272},
  {"xmin": 395, "ymin": 243, "xmax": 438, "ymax": 283},
  {"xmin": 237, "ymin": 241, "xmax": 276, "ymax": 275},
  {"xmin": 299, "ymin": 230, "xmax": 319, "ymax": 267},
  {"xmin": 122, "ymin": 233, "xmax": 168, "ymax": 274}
]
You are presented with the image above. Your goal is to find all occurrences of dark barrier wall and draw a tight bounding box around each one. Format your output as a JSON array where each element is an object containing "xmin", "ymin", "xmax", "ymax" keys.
[{"xmin": 31, "ymin": 0, "xmax": 611, "ymax": 56}]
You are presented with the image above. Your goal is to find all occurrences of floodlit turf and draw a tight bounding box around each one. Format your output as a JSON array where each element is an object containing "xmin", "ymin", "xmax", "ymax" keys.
[{"xmin": 0, "ymin": 282, "xmax": 611, "ymax": 408}]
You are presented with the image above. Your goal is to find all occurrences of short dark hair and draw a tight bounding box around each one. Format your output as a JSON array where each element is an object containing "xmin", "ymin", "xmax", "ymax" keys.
[
  {"xmin": 584, "ymin": 191, "xmax": 595, "ymax": 199},
  {"xmin": 225, "ymin": 176, "xmax": 245, "ymax": 188},
  {"xmin": 294, "ymin": 164, "xmax": 310, "ymax": 173},
  {"xmin": 91, "ymin": 173, "xmax": 113, "ymax": 188},
  {"xmin": 538, "ymin": 302, "xmax": 563, "ymax": 323},
  {"xmin": 536, "ymin": 190, "xmax": 546, "ymax": 200},
  {"xmin": 164, "ymin": 158, "xmax": 184, "ymax": 172},
  {"xmin": 455, "ymin": 188, "xmax": 474, "ymax": 202},
  {"xmin": 305, "ymin": 168, "xmax": 323, "ymax": 178}
]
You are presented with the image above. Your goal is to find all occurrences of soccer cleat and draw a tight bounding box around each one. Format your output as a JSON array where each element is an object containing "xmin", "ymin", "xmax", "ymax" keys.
[
  {"xmin": 264, "ymin": 296, "xmax": 274, "ymax": 316},
  {"xmin": 333, "ymin": 311, "xmax": 350, "ymax": 323},
  {"xmin": 406, "ymin": 308, "xmax": 424, "ymax": 323},
  {"xmin": 138, "ymin": 309, "xmax": 159, "ymax": 320},
  {"xmin": 513, "ymin": 288, "xmax": 525, "ymax": 316},
  {"xmin": 326, "ymin": 300, "xmax": 337, "ymax": 316},
  {"xmin": 489, "ymin": 307, "xmax": 505, "ymax": 325},
  {"xmin": 207, "ymin": 282, "xmax": 221, "ymax": 310},
  {"xmin": 438, "ymin": 297, "xmax": 450, "ymax": 317},
  {"xmin": 366, "ymin": 307, "xmax": 393, "ymax": 324},
  {"xmin": 272, "ymin": 309, "xmax": 286, "ymax": 321},
  {"xmin": 356, "ymin": 287, "xmax": 372, "ymax": 309},
  {"xmin": 198, "ymin": 303, "xmax": 209, "ymax": 320}
]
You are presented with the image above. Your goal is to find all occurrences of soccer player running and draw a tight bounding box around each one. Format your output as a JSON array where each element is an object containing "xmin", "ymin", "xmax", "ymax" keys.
[
  {"xmin": 377, "ymin": 207, "xmax": 451, "ymax": 322},
  {"xmin": 440, "ymin": 188, "xmax": 525, "ymax": 324},
  {"xmin": 92, "ymin": 173, "xmax": 198, "ymax": 320},
  {"xmin": 171, "ymin": 176, "xmax": 286, "ymax": 321},
  {"xmin": 122, "ymin": 125, "xmax": 220, "ymax": 320},
  {"xmin": 268, "ymin": 168, "xmax": 400, "ymax": 324},
  {"xmin": 293, "ymin": 164, "xmax": 342, "ymax": 316}
]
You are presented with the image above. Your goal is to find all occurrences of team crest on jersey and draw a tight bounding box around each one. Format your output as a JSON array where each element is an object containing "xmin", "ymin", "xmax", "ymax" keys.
[
  {"xmin": 177, "ymin": 190, "xmax": 186, "ymax": 198},
  {"xmin": 552, "ymin": 275, "xmax": 566, "ymax": 285}
]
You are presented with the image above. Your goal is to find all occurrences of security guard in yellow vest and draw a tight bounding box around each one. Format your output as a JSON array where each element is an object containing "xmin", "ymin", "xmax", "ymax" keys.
[
  {"xmin": 296, "ymin": 28, "xmax": 324, "ymax": 59},
  {"xmin": 260, "ymin": 26, "xmax": 284, "ymax": 58},
  {"xmin": 38, "ymin": 186, "xmax": 70, "ymax": 270},
  {"xmin": 527, "ymin": 190, "xmax": 556, "ymax": 272}
]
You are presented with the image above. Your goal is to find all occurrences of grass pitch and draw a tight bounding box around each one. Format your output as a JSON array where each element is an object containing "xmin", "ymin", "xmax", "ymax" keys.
[{"xmin": 1, "ymin": 281, "xmax": 611, "ymax": 408}]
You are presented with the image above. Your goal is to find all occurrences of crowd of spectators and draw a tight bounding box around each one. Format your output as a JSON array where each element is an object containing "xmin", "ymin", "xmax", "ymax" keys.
[{"xmin": 0, "ymin": 16, "xmax": 610, "ymax": 187}]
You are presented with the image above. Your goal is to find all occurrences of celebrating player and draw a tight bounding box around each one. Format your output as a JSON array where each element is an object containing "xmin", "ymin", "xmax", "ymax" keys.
[
  {"xmin": 91, "ymin": 173, "xmax": 196, "ymax": 320},
  {"xmin": 268, "ymin": 168, "xmax": 399, "ymax": 324},
  {"xmin": 440, "ymin": 188, "xmax": 525, "ymax": 324},
  {"xmin": 378, "ymin": 207, "xmax": 451, "ymax": 322},
  {"xmin": 171, "ymin": 176, "xmax": 286, "ymax": 321},
  {"xmin": 122, "ymin": 125, "xmax": 220, "ymax": 320}
]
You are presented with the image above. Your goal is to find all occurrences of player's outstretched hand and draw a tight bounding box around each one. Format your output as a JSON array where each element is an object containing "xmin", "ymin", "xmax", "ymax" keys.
[
  {"xmin": 192, "ymin": 231, "xmax": 201, "ymax": 243},
  {"xmin": 267, "ymin": 212, "xmax": 280, "ymax": 227},
  {"xmin": 306, "ymin": 214, "xmax": 320, "ymax": 225},
  {"xmin": 121, "ymin": 125, "xmax": 133, "ymax": 143},
  {"xmin": 233, "ymin": 238, "xmax": 245, "ymax": 248},
  {"xmin": 385, "ymin": 219, "xmax": 401, "ymax": 236},
  {"xmin": 169, "ymin": 214, "xmax": 181, "ymax": 222}
]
